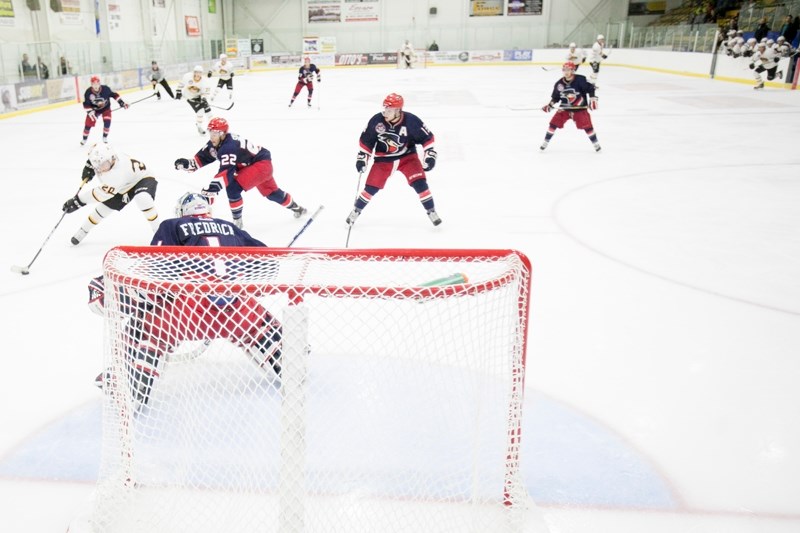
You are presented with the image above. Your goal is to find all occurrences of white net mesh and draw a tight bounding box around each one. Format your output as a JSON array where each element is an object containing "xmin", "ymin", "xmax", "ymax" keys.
[{"xmin": 88, "ymin": 247, "xmax": 532, "ymax": 533}]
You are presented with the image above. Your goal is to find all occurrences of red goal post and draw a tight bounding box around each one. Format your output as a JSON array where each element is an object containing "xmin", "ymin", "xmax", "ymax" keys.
[{"xmin": 76, "ymin": 247, "xmax": 533, "ymax": 533}]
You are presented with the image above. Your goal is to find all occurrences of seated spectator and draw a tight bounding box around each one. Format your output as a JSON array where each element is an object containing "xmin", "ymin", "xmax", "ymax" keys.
[
  {"xmin": 20, "ymin": 54, "xmax": 36, "ymax": 78},
  {"xmin": 59, "ymin": 56, "xmax": 71, "ymax": 76},
  {"xmin": 428, "ymin": 40, "xmax": 439, "ymax": 51},
  {"xmin": 36, "ymin": 57, "xmax": 49, "ymax": 79}
]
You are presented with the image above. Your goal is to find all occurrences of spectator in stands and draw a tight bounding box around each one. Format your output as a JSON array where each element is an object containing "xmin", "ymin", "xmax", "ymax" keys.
[
  {"xmin": 704, "ymin": 6, "xmax": 717, "ymax": 24},
  {"xmin": 754, "ymin": 17, "xmax": 770, "ymax": 42},
  {"xmin": 780, "ymin": 15, "xmax": 799, "ymax": 45},
  {"xmin": 428, "ymin": 40, "xmax": 439, "ymax": 51},
  {"xmin": 59, "ymin": 56, "xmax": 71, "ymax": 76},
  {"xmin": 20, "ymin": 54, "xmax": 36, "ymax": 79},
  {"xmin": 36, "ymin": 57, "xmax": 49, "ymax": 79}
]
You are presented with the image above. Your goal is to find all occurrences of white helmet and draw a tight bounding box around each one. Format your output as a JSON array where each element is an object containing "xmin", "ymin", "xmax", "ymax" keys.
[
  {"xmin": 176, "ymin": 192, "xmax": 211, "ymax": 217},
  {"xmin": 569, "ymin": 42, "xmax": 576, "ymax": 48},
  {"xmin": 747, "ymin": 37, "xmax": 757, "ymax": 45},
  {"xmin": 597, "ymin": 34, "xmax": 605, "ymax": 41},
  {"xmin": 219, "ymin": 53, "xmax": 228, "ymax": 60},
  {"xmin": 193, "ymin": 65, "xmax": 204, "ymax": 74},
  {"xmin": 88, "ymin": 143, "xmax": 116, "ymax": 172}
]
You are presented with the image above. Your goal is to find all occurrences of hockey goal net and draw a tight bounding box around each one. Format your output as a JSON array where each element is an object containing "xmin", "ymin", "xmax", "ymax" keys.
[
  {"xmin": 80, "ymin": 247, "xmax": 532, "ymax": 533},
  {"xmin": 397, "ymin": 48, "xmax": 428, "ymax": 68}
]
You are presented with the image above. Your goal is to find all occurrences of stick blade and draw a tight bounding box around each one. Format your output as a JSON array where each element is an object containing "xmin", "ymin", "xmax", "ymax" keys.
[{"xmin": 11, "ymin": 265, "xmax": 30, "ymax": 275}]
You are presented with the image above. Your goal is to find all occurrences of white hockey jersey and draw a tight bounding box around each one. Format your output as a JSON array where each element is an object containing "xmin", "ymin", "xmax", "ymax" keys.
[
  {"xmin": 78, "ymin": 152, "xmax": 155, "ymax": 204},
  {"xmin": 177, "ymin": 72, "xmax": 212, "ymax": 101},
  {"xmin": 589, "ymin": 41, "xmax": 606, "ymax": 63},
  {"xmin": 567, "ymin": 46, "xmax": 587, "ymax": 65},
  {"xmin": 211, "ymin": 59, "xmax": 234, "ymax": 81}
]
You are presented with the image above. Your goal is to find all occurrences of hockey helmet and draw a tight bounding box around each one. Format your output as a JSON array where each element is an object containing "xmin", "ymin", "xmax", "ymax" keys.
[
  {"xmin": 88, "ymin": 142, "xmax": 116, "ymax": 173},
  {"xmin": 176, "ymin": 192, "xmax": 211, "ymax": 217},
  {"xmin": 208, "ymin": 117, "xmax": 229, "ymax": 134},
  {"xmin": 383, "ymin": 93, "xmax": 404, "ymax": 109},
  {"xmin": 569, "ymin": 42, "xmax": 577, "ymax": 48},
  {"xmin": 747, "ymin": 37, "xmax": 757, "ymax": 45},
  {"xmin": 193, "ymin": 65, "xmax": 204, "ymax": 74},
  {"xmin": 597, "ymin": 34, "xmax": 605, "ymax": 41},
  {"xmin": 219, "ymin": 53, "xmax": 228, "ymax": 60},
  {"xmin": 562, "ymin": 61, "xmax": 577, "ymax": 72},
  {"xmin": 90, "ymin": 75, "xmax": 100, "ymax": 84}
]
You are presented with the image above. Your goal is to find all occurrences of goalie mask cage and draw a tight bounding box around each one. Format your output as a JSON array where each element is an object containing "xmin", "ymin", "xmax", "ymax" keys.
[{"xmin": 82, "ymin": 247, "xmax": 532, "ymax": 533}]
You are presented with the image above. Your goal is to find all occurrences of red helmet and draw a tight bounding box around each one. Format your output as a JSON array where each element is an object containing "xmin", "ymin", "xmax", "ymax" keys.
[
  {"xmin": 562, "ymin": 62, "xmax": 577, "ymax": 71},
  {"xmin": 90, "ymin": 75, "xmax": 100, "ymax": 84},
  {"xmin": 383, "ymin": 93, "xmax": 404, "ymax": 109},
  {"xmin": 207, "ymin": 117, "xmax": 229, "ymax": 133}
]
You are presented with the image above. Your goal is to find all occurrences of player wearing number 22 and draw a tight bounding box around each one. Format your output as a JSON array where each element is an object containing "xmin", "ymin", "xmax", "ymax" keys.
[
  {"xmin": 539, "ymin": 61, "xmax": 601, "ymax": 153},
  {"xmin": 347, "ymin": 93, "xmax": 441, "ymax": 227},
  {"xmin": 174, "ymin": 117, "xmax": 307, "ymax": 230},
  {"xmin": 91, "ymin": 192, "xmax": 283, "ymax": 406}
]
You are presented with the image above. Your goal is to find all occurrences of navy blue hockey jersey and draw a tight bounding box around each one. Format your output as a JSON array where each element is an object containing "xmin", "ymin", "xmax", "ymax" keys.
[
  {"xmin": 358, "ymin": 111, "xmax": 434, "ymax": 162},
  {"xmin": 151, "ymin": 215, "xmax": 266, "ymax": 247}
]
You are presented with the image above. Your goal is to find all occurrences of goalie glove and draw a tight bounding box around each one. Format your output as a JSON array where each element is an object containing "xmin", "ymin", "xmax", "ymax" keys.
[
  {"xmin": 422, "ymin": 148, "xmax": 437, "ymax": 171},
  {"xmin": 175, "ymin": 89, "xmax": 182, "ymax": 100},
  {"xmin": 589, "ymin": 97, "xmax": 598, "ymax": 111},
  {"xmin": 63, "ymin": 195, "xmax": 86, "ymax": 213},
  {"xmin": 541, "ymin": 102, "xmax": 555, "ymax": 113},
  {"xmin": 355, "ymin": 151, "xmax": 370, "ymax": 173},
  {"xmin": 174, "ymin": 158, "xmax": 198, "ymax": 172}
]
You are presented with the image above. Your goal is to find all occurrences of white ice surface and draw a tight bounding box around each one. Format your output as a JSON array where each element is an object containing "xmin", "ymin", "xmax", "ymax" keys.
[{"xmin": 0, "ymin": 63, "xmax": 798, "ymax": 532}]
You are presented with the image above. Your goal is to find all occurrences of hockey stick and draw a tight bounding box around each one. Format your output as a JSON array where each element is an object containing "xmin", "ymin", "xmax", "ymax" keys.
[
  {"xmin": 345, "ymin": 171, "xmax": 364, "ymax": 248},
  {"xmin": 86, "ymin": 93, "xmax": 157, "ymax": 115},
  {"xmin": 11, "ymin": 178, "xmax": 89, "ymax": 275},
  {"xmin": 210, "ymin": 100, "xmax": 234, "ymax": 111},
  {"xmin": 541, "ymin": 66, "xmax": 557, "ymax": 72},
  {"xmin": 286, "ymin": 205, "xmax": 324, "ymax": 247}
]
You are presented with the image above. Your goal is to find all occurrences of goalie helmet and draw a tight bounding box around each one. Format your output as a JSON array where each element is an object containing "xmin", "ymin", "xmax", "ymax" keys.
[
  {"xmin": 88, "ymin": 142, "xmax": 116, "ymax": 173},
  {"xmin": 383, "ymin": 93, "xmax": 404, "ymax": 109},
  {"xmin": 176, "ymin": 192, "xmax": 211, "ymax": 217},
  {"xmin": 208, "ymin": 117, "xmax": 229, "ymax": 134}
]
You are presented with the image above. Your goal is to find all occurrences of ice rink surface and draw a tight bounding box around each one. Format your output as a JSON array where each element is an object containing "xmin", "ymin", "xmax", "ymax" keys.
[{"xmin": 0, "ymin": 62, "xmax": 798, "ymax": 532}]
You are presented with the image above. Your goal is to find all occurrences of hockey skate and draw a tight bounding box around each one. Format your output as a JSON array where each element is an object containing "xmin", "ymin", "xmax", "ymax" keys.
[
  {"xmin": 71, "ymin": 228, "xmax": 88, "ymax": 245},
  {"xmin": 291, "ymin": 205, "xmax": 308, "ymax": 218},
  {"xmin": 539, "ymin": 141, "xmax": 549, "ymax": 151},
  {"xmin": 593, "ymin": 142, "xmax": 602, "ymax": 152},
  {"xmin": 346, "ymin": 209, "xmax": 361, "ymax": 226},
  {"xmin": 233, "ymin": 216, "xmax": 244, "ymax": 229},
  {"xmin": 427, "ymin": 209, "xmax": 442, "ymax": 226},
  {"xmin": 197, "ymin": 124, "xmax": 206, "ymax": 134},
  {"xmin": 754, "ymin": 82, "xmax": 764, "ymax": 90}
]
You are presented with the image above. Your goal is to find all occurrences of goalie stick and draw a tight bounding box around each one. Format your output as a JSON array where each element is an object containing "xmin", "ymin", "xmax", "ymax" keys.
[
  {"xmin": 11, "ymin": 178, "xmax": 89, "ymax": 275},
  {"xmin": 286, "ymin": 205, "xmax": 324, "ymax": 247}
]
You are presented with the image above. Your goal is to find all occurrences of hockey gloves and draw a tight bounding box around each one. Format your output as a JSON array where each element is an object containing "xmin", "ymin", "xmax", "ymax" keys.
[
  {"xmin": 174, "ymin": 158, "xmax": 198, "ymax": 172},
  {"xmin": 118, "ymin": 99, "xmax": 129, "ymax": 109},
  {"xmin": 201, "ymin": 178, "xmax": 225, "ymax": 197},
  {"xmin": 590, "ymin": 97, "xmax": 598, "ymax": 111},
  {"xmin": 542, "ymin": 102, "xmax": 555, "ymax": 113},
  {"xmin": 355, "ymin": 151, "xmax": 370, "ymax": 173},
  {"xmin": 423, "ymin": 148, "xmax": 437, "ymax": 171},
  {"xmin": 63, "ymin": 195, "xmax": 86, "ymax": 213},
  {"xmin": 175, "ymin": 90, "xmax": 182, "ymax": 100},
  {"xmin": 81, "ymin": 163, "xmax": 96, "ymax": 183}
]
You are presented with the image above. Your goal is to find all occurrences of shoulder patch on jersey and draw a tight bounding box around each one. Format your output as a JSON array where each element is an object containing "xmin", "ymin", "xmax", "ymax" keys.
[{"xmin": 375, "ymin": 123, "xmax": 386, "ymax": 134}]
